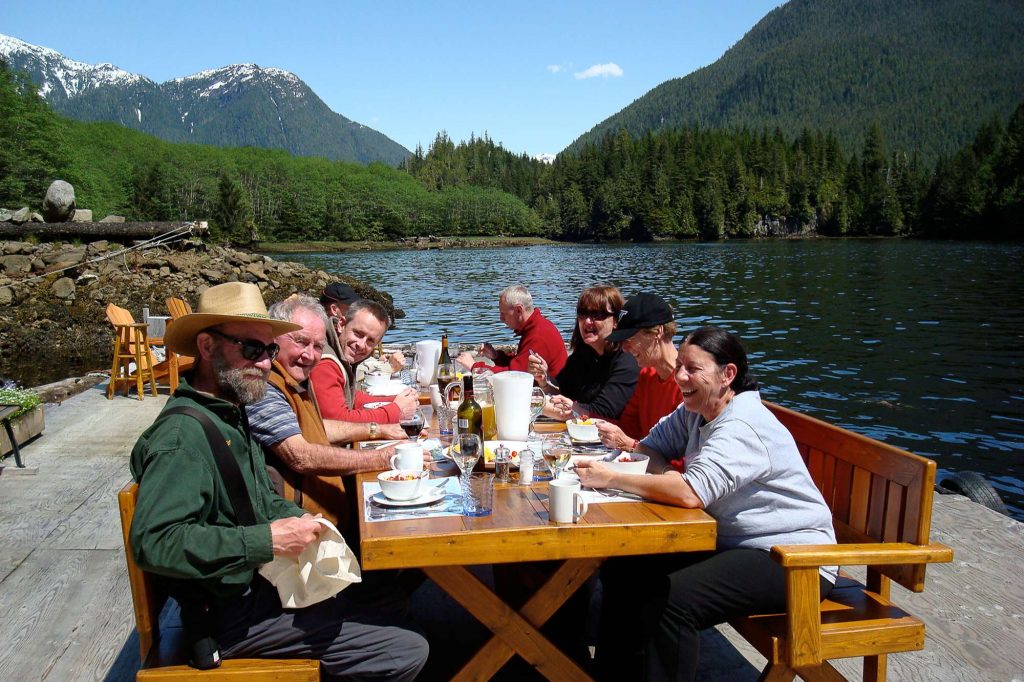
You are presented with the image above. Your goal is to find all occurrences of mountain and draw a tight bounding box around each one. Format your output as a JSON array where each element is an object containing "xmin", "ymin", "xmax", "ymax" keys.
[
  {"xmin": 568, "ymin": 0, "xmax": 1024, "ymax": 163},
  {"xmin": 0, "ymin": 34, "xmax": 410, "ymax": 165}
]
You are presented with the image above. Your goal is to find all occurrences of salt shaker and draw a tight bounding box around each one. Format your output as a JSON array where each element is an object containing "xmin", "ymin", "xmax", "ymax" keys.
[{"xmin": 519, "ymin": 444, "xmax": 535, "ymax": 485}]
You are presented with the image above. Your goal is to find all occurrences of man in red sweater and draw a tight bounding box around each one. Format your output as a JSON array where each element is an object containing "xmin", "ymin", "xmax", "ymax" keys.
[
  {"xmin": 310, "ymin": 299, "xmax": 419, "ymax": 425},
  {"xmin": 455, "ymin": 285, "xmax": 567, "ymax": 377}
]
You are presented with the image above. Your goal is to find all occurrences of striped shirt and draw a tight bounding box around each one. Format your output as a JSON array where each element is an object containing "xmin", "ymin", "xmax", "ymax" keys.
[{"xmin": 246, "ymin": 384, "xmax": 302, "ymax": 447}]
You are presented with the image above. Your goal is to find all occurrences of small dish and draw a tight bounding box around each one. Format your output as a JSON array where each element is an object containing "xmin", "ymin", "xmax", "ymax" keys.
[
  {"xmin": 370, "ymin": 487, "xmax": 446, "ymax": 508},
  {"xmin": 566, "ymin": 419, "xmax": 600, "ymax": 443}
]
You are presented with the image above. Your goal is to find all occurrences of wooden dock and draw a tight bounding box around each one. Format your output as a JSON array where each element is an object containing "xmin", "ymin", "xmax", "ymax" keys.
[{"xmin": 0, "ymin": 384, "xmax": 1022, "ymax": 681}]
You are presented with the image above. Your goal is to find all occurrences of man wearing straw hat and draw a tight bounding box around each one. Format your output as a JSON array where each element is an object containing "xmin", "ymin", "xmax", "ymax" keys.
[{"xmin": 129, "ymin": 282, "xmax": 428, "ymax": 680}]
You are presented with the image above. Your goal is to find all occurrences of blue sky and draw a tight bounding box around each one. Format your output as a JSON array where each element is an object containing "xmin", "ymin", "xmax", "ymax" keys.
[{"xmin": 1, "ymin": 1, "xmax": 783, "ymax": 157}]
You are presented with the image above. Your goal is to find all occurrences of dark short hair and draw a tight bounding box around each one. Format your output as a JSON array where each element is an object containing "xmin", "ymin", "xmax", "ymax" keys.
[
  {"xmin": 682, "ymin": 326, "xmax": 758, "ymax": 393},
  {"xmin": 346, "ymin": 299, "xmax": 392, "ymax": 329}
]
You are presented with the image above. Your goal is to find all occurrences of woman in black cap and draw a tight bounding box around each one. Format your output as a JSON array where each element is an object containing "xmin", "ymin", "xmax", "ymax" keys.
[{"xmin": 595, "ymin": 292, "xmax": 685, "ymax": 467}]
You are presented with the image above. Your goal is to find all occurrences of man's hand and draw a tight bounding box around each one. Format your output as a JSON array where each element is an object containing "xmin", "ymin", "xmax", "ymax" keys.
[
  {"xmin": 455, "ymin": 351, "xmax": 475, "ymax": 371},
  {"xmin": 387, "ymin": 351, "xmax": 405, "ymax": 373},
  {"xmin": 479, "ymin": 342, "xmax": 498, "ymax": 360},
  {"xmin": 393, "ymin": 388, "xmax": 420, "ymax": 418},
  {"xmin": 380, "ymin": 422, "xmax": 407, "ymax": 440},
  {"xmin": 573, "ymin": 459, "xmax": 616, "ymax": 489},
  {"xmin": 270, "ymin": 516, "xmax": 322, "ymax": 558}
]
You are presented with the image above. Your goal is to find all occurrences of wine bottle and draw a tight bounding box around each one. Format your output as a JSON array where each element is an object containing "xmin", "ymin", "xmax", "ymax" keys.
[
  {"xmin": 456, "ymin": 375, "xmax": 484, "ymax": 471},
  {"xmin": 437, "ymin": 331, "xmax": 456, "ymax": 393}
]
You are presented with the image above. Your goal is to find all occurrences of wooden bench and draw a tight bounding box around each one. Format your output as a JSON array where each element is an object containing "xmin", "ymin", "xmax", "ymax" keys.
[
  {"xmin": 728, "ymin": 402, "xmax": 954, "ymax": 682},
  {"xmin": 117, "ymin": 482, "xmax": 320, "ymax": 681}
]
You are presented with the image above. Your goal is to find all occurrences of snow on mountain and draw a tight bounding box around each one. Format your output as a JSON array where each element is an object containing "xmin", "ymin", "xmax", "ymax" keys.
[
  {"xmin": 534, "ymin": 153, "xmax": 557, "ymax": 164},
  {"xmin": 0, "ymin": 33, "xmax": 148, "ymax": 98}
]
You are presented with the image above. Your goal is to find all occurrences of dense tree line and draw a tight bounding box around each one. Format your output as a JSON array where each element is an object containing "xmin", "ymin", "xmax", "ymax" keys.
[
  {"xmin": 1, "ymin": 59, "xmax": 1020, "ymax": 243},
  {"xmin": 0, "ymin": 60, "xmax": 541, "ymax": 243},
  {"xmin": 405, "ymin": 107, "xmax": 1023, "ymax": 241}
]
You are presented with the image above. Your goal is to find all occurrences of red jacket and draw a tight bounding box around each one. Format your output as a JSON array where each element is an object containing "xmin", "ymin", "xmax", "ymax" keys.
[
  {"xmin": 476, "ymin": 307, "xmax": 567, "ymax": 376},
  {"xmin": 309, "ymin": 357, "xmax": 402, "ymax": 423}
]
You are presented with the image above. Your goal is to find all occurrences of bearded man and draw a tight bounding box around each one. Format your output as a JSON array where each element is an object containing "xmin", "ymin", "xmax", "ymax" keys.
[{"xmin": 129, "ymin": 282, "xmax": 427, "ymax": 680}]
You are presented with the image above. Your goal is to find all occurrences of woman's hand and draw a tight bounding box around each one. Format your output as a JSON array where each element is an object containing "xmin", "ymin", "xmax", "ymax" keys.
[
  {"xmin": 545, "ymin": 394, "xmax": 574, "ymax": 421},
  {"xmin": 596, "ymin": 420, "xmax": 632, "ymax": 451},
  {"xmin": 573, "ymin": 459, "xmax": 615, "ymax": 489},
  {"xmin": 527, "ymin": 353, "xmax": 548, "ymax": 387}
]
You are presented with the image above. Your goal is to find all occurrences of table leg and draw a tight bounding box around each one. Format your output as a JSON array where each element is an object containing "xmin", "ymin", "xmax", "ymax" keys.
[
  {"xmin": 423, "ymin": 558, "xmax": 601, "ymax": 682},
  {"xmin": 2, "ymin": 418, "xmax": 23, "ymax": 468}
]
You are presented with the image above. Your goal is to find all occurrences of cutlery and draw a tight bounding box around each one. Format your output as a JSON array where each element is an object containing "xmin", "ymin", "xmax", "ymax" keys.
[
  {"xmin": 529, "ymin": 349, "xmax": 559, "ymax": 391},
  {"xmin": 368, "ymin": 440, "xmax": 401, "ymax": 450}
]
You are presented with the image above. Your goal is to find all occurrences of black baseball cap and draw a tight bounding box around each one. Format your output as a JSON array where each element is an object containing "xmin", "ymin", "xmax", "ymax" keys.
[
  {"xmin": 606, "ymin": 293, "xmax": 674, "ymax": 342},
  {"xmin": 321, "ymin": 283, "xmax": 359, "ymax": 306}
]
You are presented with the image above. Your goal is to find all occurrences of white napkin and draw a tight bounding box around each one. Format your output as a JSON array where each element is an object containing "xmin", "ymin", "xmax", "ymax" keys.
[{"xmin": 258, "ymin": 517, "xmax": 361, "ymax": 608}]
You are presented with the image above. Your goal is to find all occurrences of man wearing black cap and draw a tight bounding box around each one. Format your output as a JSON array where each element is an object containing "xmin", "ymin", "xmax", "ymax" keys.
[
  {"xmin": 596, "ymin": 292, "xmax": 684, "ymax": 459},
  {"xmin": 320, "ymin": 282, "xmax": 359, "ymax": 321}
]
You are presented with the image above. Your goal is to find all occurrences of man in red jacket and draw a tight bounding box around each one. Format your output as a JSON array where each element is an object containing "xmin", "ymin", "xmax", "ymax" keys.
[{"xmin": 456, "ymin": 285, "xmax": 567, "ymax": 377}]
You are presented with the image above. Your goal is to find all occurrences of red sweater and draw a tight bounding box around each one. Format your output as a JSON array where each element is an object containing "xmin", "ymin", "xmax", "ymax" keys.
[
  {"xmin": 476, "ymin": 307, "xmax": 567, "ymax": 376},
  {"xmin": 616, "ymin": 366, "xmax": 684, "ymax": 441},
  {"xmin": 309, "ymin": 358, "xmax": 402, "ymax": 423}
]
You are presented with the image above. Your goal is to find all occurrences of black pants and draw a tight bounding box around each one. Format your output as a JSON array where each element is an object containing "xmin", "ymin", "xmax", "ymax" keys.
[{"xmin": 595, "ymin": 548, "xmax": 833, "ymax": 682}]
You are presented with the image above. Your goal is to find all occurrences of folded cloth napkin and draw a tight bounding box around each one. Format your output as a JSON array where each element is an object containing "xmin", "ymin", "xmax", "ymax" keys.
[{"xmin": 258, "ymin": 517, "xmax": 361, "ymax": 608}]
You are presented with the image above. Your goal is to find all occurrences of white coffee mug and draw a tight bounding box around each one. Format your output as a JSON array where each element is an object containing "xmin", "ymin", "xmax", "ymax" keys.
[
  {"xmin": 549, "ymin": 479, "xmax": 588, "ymax": 524},
  {"xmin": 390, "ymin": 442, "xmax": 424, "ymax": 472}
]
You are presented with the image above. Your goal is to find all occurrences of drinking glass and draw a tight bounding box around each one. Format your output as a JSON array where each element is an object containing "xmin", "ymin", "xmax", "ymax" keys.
[
  {"xmin": 528, "ymin": 387, "xmax": 546, "ymax": 437},
  {"xmin": 400, "ymin": 355, "xmax": 416, "ymax": 387},
  {"xmin": 399, "ymin": 408, "xmax": 425, "ymax": 440},
  {"xmin": 542, "ymin": 443, "xmax": 572, "ymax": 481},
  {"xmin": 450, "ymin": 433, "xmax": 483, "ymax": 498}
]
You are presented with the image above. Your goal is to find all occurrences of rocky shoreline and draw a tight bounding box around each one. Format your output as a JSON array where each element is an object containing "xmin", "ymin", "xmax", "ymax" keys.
[{"xmin": 0, "ymin": 237, "xmax": 399, "ymax": 387}]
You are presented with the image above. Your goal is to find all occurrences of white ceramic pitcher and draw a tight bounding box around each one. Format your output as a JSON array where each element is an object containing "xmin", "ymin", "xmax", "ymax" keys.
[
  {"xmin": 414, "ymin": 340, "xmax": 441, "ymax": 387},
  {"xmin": 491, "ymin": 371, "xmax": 534, "ymax": 440}
]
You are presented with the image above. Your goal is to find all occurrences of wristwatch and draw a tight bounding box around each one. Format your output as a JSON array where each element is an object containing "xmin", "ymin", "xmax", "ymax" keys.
[{"xmin": 369, "ymin": 422, "xmax": 380, "ymax": 439}]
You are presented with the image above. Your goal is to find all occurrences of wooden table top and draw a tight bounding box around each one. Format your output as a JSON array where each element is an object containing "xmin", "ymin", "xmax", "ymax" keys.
[{"xmin": 357, "ymin": 474, "xmax": 717, "ymax": 571}]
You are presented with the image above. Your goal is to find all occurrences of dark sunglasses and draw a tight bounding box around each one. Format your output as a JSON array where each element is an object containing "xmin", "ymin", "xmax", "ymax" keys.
[
  {"xmin": 577, "ymin": 309, "xmax": 614, "ymax": 321},
  {"xmin": 205, "ymin": 328, "xmax": 280, "ymax": 362}
]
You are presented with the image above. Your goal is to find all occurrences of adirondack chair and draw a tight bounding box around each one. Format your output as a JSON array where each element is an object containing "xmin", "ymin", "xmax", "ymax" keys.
[
  {"xmin": 105, "ymin": 304, "xmax": 181, "ymax": 399},
  {"xmin": 118, "ymin": 483, "xmax": 320, "ymax": 680},
  {"xmin": 162, "ymin": 297, "xmax": 195, "ymax": 377}
]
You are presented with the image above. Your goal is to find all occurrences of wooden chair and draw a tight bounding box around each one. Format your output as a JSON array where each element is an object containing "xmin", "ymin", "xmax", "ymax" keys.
[
  {"xmin": 106, "ymin": 304, "xmax": 183, "ymax": 399},
  {"xmin": 162, "ymin": 297, "xmax": 195, "ymax": 378},
  {"xmin": 729, "ymin": 402, "xmax": 954, "ymax": 682},
  {"xmin": 118, "ymin": 482, "xmax": 320, "ymax": 681}
]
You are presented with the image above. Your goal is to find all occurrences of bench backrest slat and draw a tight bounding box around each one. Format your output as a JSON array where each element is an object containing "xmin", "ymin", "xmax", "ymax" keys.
[{"xmin": 765, "ymin": 401, "xmax": 936, "ymax": 592}]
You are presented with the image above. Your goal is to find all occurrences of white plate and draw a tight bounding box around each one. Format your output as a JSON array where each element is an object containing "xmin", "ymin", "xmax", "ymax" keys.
[
  {"xmin": 363, "ymin": 401, "xmax": 391, "ymax": 409},
  {"xmin": 366, "ymin": 382, "xmax": 407, "ymax": 396},
  {"xmin": 370, "ymin": 486, "xmax": 446, "ymax": 507},
  {"xmin": 568, "ymin": 434, "xmax": 602, "ymax": 445}
]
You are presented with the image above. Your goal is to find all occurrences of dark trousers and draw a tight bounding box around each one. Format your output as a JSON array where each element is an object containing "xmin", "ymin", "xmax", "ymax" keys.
[
  {"xmin": 213, "ymin": 574, "xmax": 428, "ymax": 681},
  {"xmin": 595, "ymin": 548, "xmax": 833, "ymax": 682}
]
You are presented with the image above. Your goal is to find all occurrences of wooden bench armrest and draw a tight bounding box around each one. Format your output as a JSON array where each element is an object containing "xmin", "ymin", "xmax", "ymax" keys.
[
  {"xmin": 113, "ymin": 322, "xmax": 150, "ymax": 331},
  {"xmin": 771, "ymin": 542, "xmax": 953, "ymax": 568}
]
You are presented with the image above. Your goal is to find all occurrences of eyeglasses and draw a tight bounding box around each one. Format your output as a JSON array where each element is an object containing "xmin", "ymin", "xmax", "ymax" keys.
[
  {"xmin": 205, "ymin": 328, "xmax": 280, "ymax": 362},
  {"xmin": 577, "ymin": 309, "xmax": 614, "ymax": 321}
]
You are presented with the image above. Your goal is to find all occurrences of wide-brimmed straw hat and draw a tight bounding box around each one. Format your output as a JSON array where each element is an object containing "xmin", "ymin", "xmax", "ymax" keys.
[{"xmin": 165, "ymin": 282, "xmax": 302, "ymax": 356}]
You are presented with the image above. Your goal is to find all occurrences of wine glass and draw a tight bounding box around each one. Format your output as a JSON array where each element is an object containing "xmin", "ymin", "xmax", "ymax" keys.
[
  {"xmin": 399, "ymin": 408, "xmax": 425, "ymax": 440},
  {"xmin": 528, "ymin": 387, "xmax": 546, "ymax": 437},
  {"xmin": 542, "ymin": 442, "xmax": 572, "ymax": 481},
  {"xmin": 450, "ymin": 433, "xmax": 483, "ymax": 509}
]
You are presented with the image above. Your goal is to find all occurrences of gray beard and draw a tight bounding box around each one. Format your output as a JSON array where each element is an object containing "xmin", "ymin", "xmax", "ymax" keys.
[{"xmin": 212, "ymin": 353, "xmax": 268, "ymax": 405}]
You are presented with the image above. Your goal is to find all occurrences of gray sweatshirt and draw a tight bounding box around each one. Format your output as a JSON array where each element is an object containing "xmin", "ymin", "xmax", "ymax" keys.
[{"xmin": 643, "ymin": 391, "xmax": 837, "ymax": 582}]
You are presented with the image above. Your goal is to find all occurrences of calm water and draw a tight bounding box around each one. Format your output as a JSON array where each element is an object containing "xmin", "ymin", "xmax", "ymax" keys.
[{"xmin": 271, "ymin": 240, "xmax": 1024, "ymax": 519}]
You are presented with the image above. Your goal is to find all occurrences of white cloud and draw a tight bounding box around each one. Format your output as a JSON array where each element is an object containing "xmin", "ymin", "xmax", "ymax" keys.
[
  {"xmin": 574, "ymin": 62, "xmax": 623, "ymax": 80},
  {"xmin": 546, "ymin": 64, "xmax": 562, "ymax": 74}
]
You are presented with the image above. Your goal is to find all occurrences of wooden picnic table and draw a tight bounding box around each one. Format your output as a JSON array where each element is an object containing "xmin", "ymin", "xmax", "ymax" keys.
[{"xmin": 355, "ymin": 434, "xmax": 717, "ymax": 680}]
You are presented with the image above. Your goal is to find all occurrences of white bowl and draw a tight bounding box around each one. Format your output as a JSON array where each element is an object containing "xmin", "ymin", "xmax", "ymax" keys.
[
  {"xmin": 377, "ymin": 469, "xmax": 428, "ymax": 501},
  {"xmin": 604, "ymin": 453, "xmax": 649, "ymax": 475},
  {"xmin": 566, "ymin": 419, "xmax": 599, "ymax": 442},
  {"xmin": 364, "ymin": 373, "xmax": 391, "ymax": 387}
]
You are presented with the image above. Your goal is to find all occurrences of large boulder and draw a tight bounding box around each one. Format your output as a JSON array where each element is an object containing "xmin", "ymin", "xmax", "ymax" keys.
[
  {"xmin": 11, "ymin": 207, "xmax": 31, "ymax": 224},
  {"xmin": 42, "ymin": 180, "xmax": 76, "ymax": 222},
  {"xmin": 71, "ymin": 209, "xmax": 93, "ymax": 222}
]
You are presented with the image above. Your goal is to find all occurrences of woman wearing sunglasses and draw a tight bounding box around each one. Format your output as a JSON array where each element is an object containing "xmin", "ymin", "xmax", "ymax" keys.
[{"xmin": 529, "ymin": 284, "xmax": 639, "ymax": 423}]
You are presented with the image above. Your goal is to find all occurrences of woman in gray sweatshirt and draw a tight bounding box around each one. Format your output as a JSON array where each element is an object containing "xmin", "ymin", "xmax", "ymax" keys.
[{"xmin": 575, "ymin": 326, "xmax": 836, "ymax": 681}]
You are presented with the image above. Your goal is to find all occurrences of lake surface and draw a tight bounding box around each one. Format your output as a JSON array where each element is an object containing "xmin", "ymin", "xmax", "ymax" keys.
[{"xmin": 271, "ymin": 240, "xmax": 1024, "ymax": 519}]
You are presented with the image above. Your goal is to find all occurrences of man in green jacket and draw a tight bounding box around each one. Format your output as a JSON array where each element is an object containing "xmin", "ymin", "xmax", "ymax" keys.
[{"xmin": 129, "ymin": 282, "xmax": 428, "ymax": 680}]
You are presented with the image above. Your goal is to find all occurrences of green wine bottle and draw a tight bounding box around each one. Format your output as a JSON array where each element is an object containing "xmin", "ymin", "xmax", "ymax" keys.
[
  {"xmin": 437, "ymin": 331, "xmax": 456, "ymax": 393},
  {"xmin": 457, "ymin": 375, "xmax": 484, "ymax": 471}
]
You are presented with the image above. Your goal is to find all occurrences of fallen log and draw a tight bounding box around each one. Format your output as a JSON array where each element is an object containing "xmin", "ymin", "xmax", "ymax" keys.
[{"xmin": 0, "ymin": 221, "xmax": 207, "ymax": 240}]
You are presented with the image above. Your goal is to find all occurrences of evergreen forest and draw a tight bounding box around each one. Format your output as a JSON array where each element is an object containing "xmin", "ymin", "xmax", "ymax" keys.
[{"xmin": 1, "ymin": 59, "xmax": 1021, "ymax": 243}]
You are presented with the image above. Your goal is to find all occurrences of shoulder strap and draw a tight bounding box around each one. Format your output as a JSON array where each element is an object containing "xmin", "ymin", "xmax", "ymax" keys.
[{"xmin": 160, "ymin": 406, "xmax": 257, "ymax": 527}]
